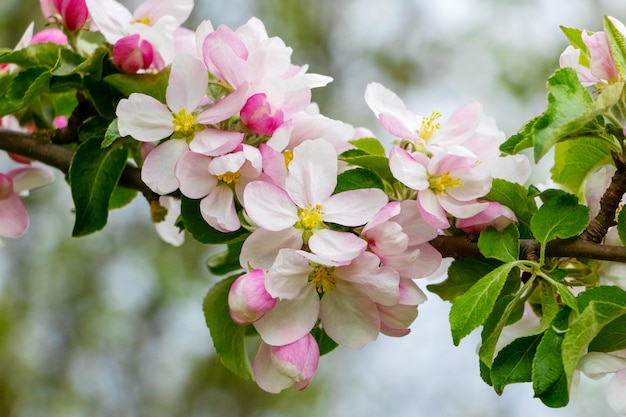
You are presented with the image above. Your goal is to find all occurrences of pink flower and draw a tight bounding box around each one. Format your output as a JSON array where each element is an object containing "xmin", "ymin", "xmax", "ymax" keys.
[
  {"xmin": 389, "ymin": 146, "xmax": 491, "ymax": 229},
  {"xmin": 455, "ymin": 201, "xmax": 517, "ymax": 232},
  {"xmin": 228, "ymin": 269, "xmax": 277, "ymax": 325},
  {"xmin": 377, "ymin": 278, "xmax": 427, "ymax": 337},
  {"xmin": 242, "ymin": 139, "xmax": 388, "ymax": 264},
  {"xmin": 41, "ymin": 0, "xmax": 88, "ymax": 32},
  {"xmin": 560, "ymin": 17, "xmax": 625, "ymax": 86},
  {"xmin": 254, "ymin": 249, "xmax": 400, "ymax": 349},
  {"xmin": 154, "ymin": 196, "xmax": 184, "ymax": 247},
  {"xmin": 240, "ymin": 93, "xmax": 284, "ymax": 135},
  {"xmin": 0, "ymin": 166, "xmax": 54, "ymax": 238},
  {"xmin": 112, "ymin": 34, "xmax": 154, "ymax": 73},
  {"xmin": 253, "ymin": 333, "xmax": 319, "ymax": 393}
]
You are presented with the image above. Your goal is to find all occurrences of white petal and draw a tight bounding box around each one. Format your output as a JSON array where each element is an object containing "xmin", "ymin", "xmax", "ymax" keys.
[
  {"xmin": 388, "ymin": 146, "xmax": 429, "ymax": 190},
  {"xmin": 323, "ymin": 188, "xmax": 388, "ymax": 226},
  {"xmin": 166, "ymin": 54, "xmax": 208, "ymax": 112},
  {"xmin": 243, "ymin": 181, "xmax": 298, "ymax": 231},
  {"xmin": 308, "ymin": 229, "xmax": 366, "ymax": 263},
  {"xmin": 253, "ymin": 342, "xmax": 294, "ymax": 393},
  {"xmin": 199, "ymin": 185, "xmax": 240, "ymax": 232},
  {"xmin": 117, "ymin": 93, "xmax": 174, "ymax": 142},
  {"xmin": 266, "ymin": 249, "xmax": 311, "ymax": 299},
  {"xmin": 174, "ymin": 151, "xmax": 215, "ymax": 199},
  {"xmin": 320, "ymin": 289, "xmax": 380, "ymax": 349},
  {"xmin": 141, "ymin": 140, "xmax": 188, "ymax": 194},
  {"xmin": 286, "ymin": 140, "xmax": 337, "ymax": 207},
  {"xmin": 155, "ymin": 196, "xmax": 185, "ymax": 247},
  {"xmin": 10, "ymin": 166, "xmax": 54, "ymax": 194},
  {"xmin": 240, "ymin": 228, "xmax": 303, "ymax": 270}
]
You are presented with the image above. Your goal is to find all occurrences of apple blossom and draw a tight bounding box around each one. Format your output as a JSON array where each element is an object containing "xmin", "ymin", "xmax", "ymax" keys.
[
  {"xmin": 243, "ymin": 139, "xmax": 388, "ymax": 264},
  {"xmin": 253, "ymin": 333, "xmax": 319, "ymax": 393},
  {"xmin": 40, "ymin": 0, "xmax": 88, "ymax": 32},
  {"xmin": 154, "ymin": 196, "xmax": 184, "ymax": 247},
  {"xmin": 112, "ymin": 34, "xmax": 154, "ymax": 73},
  {"xmin": 228, "ymin": 269, "xmax": 277, "ymax": 325},
  {"xmin": 0, "ymin": 166, "xmax": 54, "ymax": 238}
]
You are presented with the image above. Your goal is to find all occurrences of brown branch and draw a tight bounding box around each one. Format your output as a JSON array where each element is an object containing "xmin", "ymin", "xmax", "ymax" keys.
[
  {"xmin": 0, "ymin": 128, "xmax": 160, "ymax": 205},
  {"xmin": 580, "ymin": 151, "xmax": 626, "ymax": 243}
]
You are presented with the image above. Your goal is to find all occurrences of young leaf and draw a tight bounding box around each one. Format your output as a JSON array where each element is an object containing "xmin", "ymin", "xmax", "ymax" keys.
[
  {"xmin": 562, "ymin": 300, "xmax": 626, "ymax": 389},
  {"xmin": 69, "ymin": 137, "xmax": 129, "ymax": 236},
  {"xmin": 530, "ymin": 192, "xmax": 589, "ymax": 245},
  {"xmin": 349, "ymin": 137, "xmax": 387, "ymax": 156},
  {"xmin": 450, "ymin": 262, "xmax": 520, "ymax": 345},
  {"xmin": 180, "ymin": 196, "xmax": 249, "ymax": 244},
  {"xmin": 427, "ymin": 257, "xmax": 504, "ymax": 302},
  {"xmin": 338, "ymin": 150, "xmax": 395, "ymax": 184},
  {"xmin": 588, "ymin": 315, "xmax": 626, "ymax": 353},
  {"xmin": 311, "ymin": 326, "xmax": 339, "ymax": 356},
  {"xmin": 551, "ymin": 137, "xmax": 613, "ymax": 196},
  {"xmin": 102, "ymin": 119, "xmax": 121, "ymax": 148},
  {"xmin": 0, "ymin": 68, "xmax": 51, "ymax": 118},
  {"xmin": 491, "ymin": 333, "xmax": 543, "ymax": 395},
  {"xmin": 484, "ymin": 179, "xmax": 536, "ymax": 239},
  {"xmin": 618, "ymin": 205, "xmax": 626, "ymax": 246},
  {"xmin": 104, "ymin": 69, "xmax": 171, "ymax": 103},
  {"xmin": 500, "ymin": 115, "xmax": 538, "ymax": 154},
  {"xmin": 206, "ymin": 241, "xmax": 245, "ymax": 276},
  {"xmin": 334, "ymin": 167, "xmax": 384, "ymax": 193},
  {"xmin": 203, "ymin": 275, "xmax": 252, "ymax": 380},
  {"xmin": 478, "ymin": 224, "xmax": 520, "ymax": 263},
  {"xmin": 479, "ymin": 294, "xmax": 526, "ymax": 367},
  {"xmin": 0, "ymin": 42, "xmax": 65, "ymax": 68},
  {"xmin": 560, "ymin": 26, "xmax": 590, "ymax": 66},
  {"xmin": 532, "ymin": 308, "xmax": 571, "ymax": 408},
  {"xmin": 605, "ymin": 16, "xmax": 626, "ymax": 81}
]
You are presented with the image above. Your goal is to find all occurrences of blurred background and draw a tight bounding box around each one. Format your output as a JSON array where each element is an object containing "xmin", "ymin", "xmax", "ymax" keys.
[{"xmin": 1, "ymin": 0, "xmax": 625, "ymax": 416}]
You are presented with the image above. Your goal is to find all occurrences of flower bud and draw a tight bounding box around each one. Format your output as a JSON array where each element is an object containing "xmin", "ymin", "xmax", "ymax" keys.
[
  {"xmin": 112, "ymin": 34, "xmax": 155, "ymax": 73},
  {"xmin": 40, "ymin": 0, "xmax": 88, "ymax": 32},
  {"xmin": 253, "ymin": 333, "xmax": 319, "ymax": 393},
  {"xmin": 241, "ymin": 93, "xmax": 284, "ymax": 135},
  {"xmin": 228, "ymin": 269, "xmax": 276, "ymax": 325}
]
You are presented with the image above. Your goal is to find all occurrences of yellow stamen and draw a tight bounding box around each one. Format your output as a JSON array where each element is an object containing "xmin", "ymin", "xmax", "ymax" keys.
[
  {"xmin": 428, "ymin": 172, "xmax": 463, "ymax": 195},
  {"xmin": 283, "ymin": 150, "xmax": 294, "ymax": 168},
  {"xmin": 132, "ymin": 16, "xmax": 151, "ymax": 25},
  {"xmin": 309, "ymin": 265, "xmax": 336, "ymax": 293},
  {"xmin": 419, "ymin": 111, "xmax": 442, "ymax": 141},
  {"xmin": 172, "ymin": 109, "xmax": 195, "ymax": 136},
  {"xmin": 297, "ymin": 203, "xmax": 324, "ymax": 230},
  {"xmin": 217, "ymin": 171, "xmax": 241, "ymax": 185}
]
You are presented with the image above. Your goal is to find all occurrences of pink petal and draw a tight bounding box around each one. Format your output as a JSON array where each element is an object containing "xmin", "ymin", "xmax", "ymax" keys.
[
  {"xmin": 253, "ymin": 342, "xmax": 294, "ymax": 393},
  {"xmin": 165, "ymin": 54, "xmax": 208, "ymax": 112},
  {"xmin": 320, "ymin": 289, "xmax": 380, "ymax": 349},
  {"xmin": 243, "ymin": 181, "xmax": 298, "ymax": 231},
  {"xmin": 265, "ymin": 249, "xmax": 311, "ymax": 299},
  {"xmin": 9, "ymin": 166, "xmax": 54, "ymax": 194},
  {"xmin": 141, "ymin": 140, "xmax": 189, "ymax": 194},
  {"xmin": 228, "ymin": 269, "xmax": 276, "ymax": 325},
  {"xmin": 308, "ymin": 229, "xmax": 366, "ymax": 263},
  {"xmin": 196, "ymin": 82, "xmax": 251, "ymax": 125},
  {"xmin": 270, "ymin": 333, "xmax": 319, "ymax": 391},
  {"xmin": 188, "ymin": 129, "xmax": 244, "ymax": 157},
  {"xmin": 254, "ymin": 286, "xmax": 320, "ymax": 346},
  {"xmin": 608, "ymin": 369, "xmax": 626, "ymax": 415},
  {"xmin": 323, "ymin": 188, "xmax": 388, "ymax": 226},
  {"xmin": 0, "ymin": 194, "xmax": 29, "ymax": 237},
  {"xmin": 417, "ymin": 190, "xmax": 450, "ymax": 229},
  {"xmin": 117, "ymin": 93, "xmax": 174, "ymax": 142},
  {"xmin": 174, "ymin": 151, "xmax": 215, "ymax": 199},
  {"xmin": 335, "ymin": 252, "xmax": 400, "ymax": 306},
  {"xmin": 364, "ymin": 82, "xmax": 419, "ymax": 139},
  {"xmin": 199, "ymin": 185, "xmax": 240, "ymax": 232},
  {"xmin": 239, "ymin": 227, "xmax": 303, "ymax": 270},
  {"xmin": 285, "ymin": 139, "xmax": 337, "ymax": 208},
  {"xmin": 388, "ymin": 146, "xmax": 429, "ymax": 190}
]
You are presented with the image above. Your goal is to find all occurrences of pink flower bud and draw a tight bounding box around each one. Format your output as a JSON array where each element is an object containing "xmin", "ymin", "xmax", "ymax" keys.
[
  {"xmin": 31, "ymin": 28, "xmax": 67, "ymax": 45},
  {"xmin": 253, "ymin": 333, "xmax": 320, "ymax": 393},
  {"xmin": 241, "ymin": 93, "xmax": 284, "ymax": 135},
  {"xmin": 228, "ymin": 269, "xmax": 277, "ymax": 325},
  {"xmin": 112, "ymin": 34, "xmax": 155, "ymax": 73},
  {"xmin": 40, "ymin": 0, "xmax": 88, "ymax": 32}
]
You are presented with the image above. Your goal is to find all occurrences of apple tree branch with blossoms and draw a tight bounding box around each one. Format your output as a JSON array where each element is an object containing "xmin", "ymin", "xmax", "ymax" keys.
[{"xmin": 2, "ymin": 0, "xmax": 626, "ymax": 413}]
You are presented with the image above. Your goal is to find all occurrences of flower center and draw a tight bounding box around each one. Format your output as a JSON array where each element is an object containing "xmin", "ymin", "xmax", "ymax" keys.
[
  {"xmin": 283, "ymin": 150, "xmax": 294, "ymax": 168},
  {"xmin": 297, "ymin": 204, "xmax": 324, "ymax": 230},
  {"xmin": 0, "ymin": 174, "xmax": 12, "ymax": 199},
  {"xmin": 428, "ymin": 171, "xmax": 462, "ymax": 195},
  {"xmin": 172, "ymin": 109, "xmax": 196, "ymax": 136},
  {"xmin": 217, "ymin": 171, "xmax": 241, "ymax": 185},
  {"xmin": 419, "ymin": 111, "xmax": 442, "ymax": 141},
  {"xmin": 309, "ymin": 265, "xmax": 336, "ymax": 294},
  {"xmin": 132, "ymin": 16, "xmax": 151, "ymax": 26}
]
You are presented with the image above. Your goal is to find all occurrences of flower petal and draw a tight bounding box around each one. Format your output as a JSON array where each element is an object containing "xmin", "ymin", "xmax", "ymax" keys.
[
  {"xmin": 240, "ymin": 227, "xmax": 303, "ymax": 270},
  {"xmin": 165, "ymin": 54, "xmax": 208, "ymax": 112},
  {"xmin": 286, "ymin": 139, "xmax": 337, "ymax": 207},
  {"xmin": 323, "ymin": 188, "xmax": 388, "ymax": 226},
  {"xmin": 388, "ymin": 146, "xmax": 428, "ymax": 190},
  {"xmin": 266, "ymin": 249, "xmax": 311, "ymax": 299},
  {"xmin": 0, "ymin": 194, "xmax": 28, "ymax": 237},
  {"xmin": 117, "ymin": 93, "xmax": 174, "ymax": 142},
  {"xmin": 243, "ymin": 181, "xmax": 298, "ymax": 231},
  {"xmin": 174, "ymin": 151, "xmax": 215, "ymax": 199},
  {"xmin": 141, "ymin": 140, "xmax": 189, "ymax": 194},
  {"xmin": 308, "ymin": 229, "xmax": 366, "ymax": 263},
  {"xmin": 320, "ymin": 289, "xmax": 380, "ymax": 349},
  {"xmin": 199, "ymin": 185, "xmax": 240, "ymax": 232}
]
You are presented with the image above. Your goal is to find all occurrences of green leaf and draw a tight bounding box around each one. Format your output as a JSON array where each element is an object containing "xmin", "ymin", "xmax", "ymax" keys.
[
  {"xmin": 74, "ymin": 46, "xmax": 110, "ymax": 80},
  {"xmin": 338, "ymin": 150, "xmax": 395, "ymax": 184},
  {"xmin": 500, "ymin": 116, "xmax": 538, "ymax": 154},
  {"xmin": 104, "ymin": 68, "xmax": 171, "ymax": 102},
  {"xmin": 617, "ymin": 205, "xmax": 626, "ymax": 246},
  {"xmin": 203, "ymin": 275, "xmax": 252, "ymax": 380},
  {"xmin": 206, "ymin": 241, "xmax": 245, "ymax": 276},
  {"xmin": 102, "ymin": 119, "xmax": 121, "ymax": 148},
  {"xmin": 0, "ymin": 68, "xmax": 51, "ymax": 117},
  {"xmin": 180, "ymin": 196, "xmax": 249, "ymax": 244},
  {"xmin": 484, "ymin": 179, "xmax": 536, "ymax": 239},
  {"xmin": 530, "ymin": 192, "xmax": 589, "ymax": 245},
  {"xmin": 532, "ymin": 307, "xmax": 571, "ymax": 408},
  {"xmin": 334, "ymin": 168, "xmax": 384, "ymax": 193},
  {"xmin": 427, "ymin": 257, "xmax": 503, "ymax": 302},
  {"xmin": 531, "ymin": 68, "xmax": 623, "ymax": 161},
  {"xmin": 479, "ymin": 294, "xmax": 526, "ymax": 367},
  {"xmin": 450, "ymin": 261, "xmax": 520, "ymax": 345},
  {"xmin": 589, "ymin": 315, "xmax": 626, "ymax": 352},
  {"xmin": 69, "ymin": 137, "xmax": 129, "ymax": 236},
  {"xmin": 83, "ymin": 76, "xmax": 121, "ymax": 118},
  {"xmin": 605, "ymin": 16, "xmax": 626, "ymax": 81},
  {"xmin": 0, "ymin": 42, "xmax": 65, "ymax": 68},
  {"xmin": 491, "ymin": 333, "xmax": 543, "ymax": 395},
  {"xmin": 349, "ymin": 137, "xmax": 387, "ymax": 156},
  {"xmin": 78, "ymin": 116, "xmax": 111, "ymax": 143},
  {"xmin": 551, "ymin": 137, "xmax": 613, "ymax": 195},
  {"xmin": 560, "ymin": 26, "xmax": 590, "ymax": 67},
  {"xmin": 311, "ymin": 326, "xmax": 339, "ymax": 356},
  {"xmin": 576, "ymin": 283, "xmax": 626, "ymax": 310},
  {"xmin": 50, "ymin": 48, "xmax": 85, "ymax": 76},
  {"xmin": 108, "ymin": 187, "xmax": 138, "ymax": 210},
  {"xmin": 478, "ymin": 224, "xmax": 520, "ymax": 263},
  {"xmin": 562, "ymin": 299, "xmax": 626, "ymax": 389}
]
